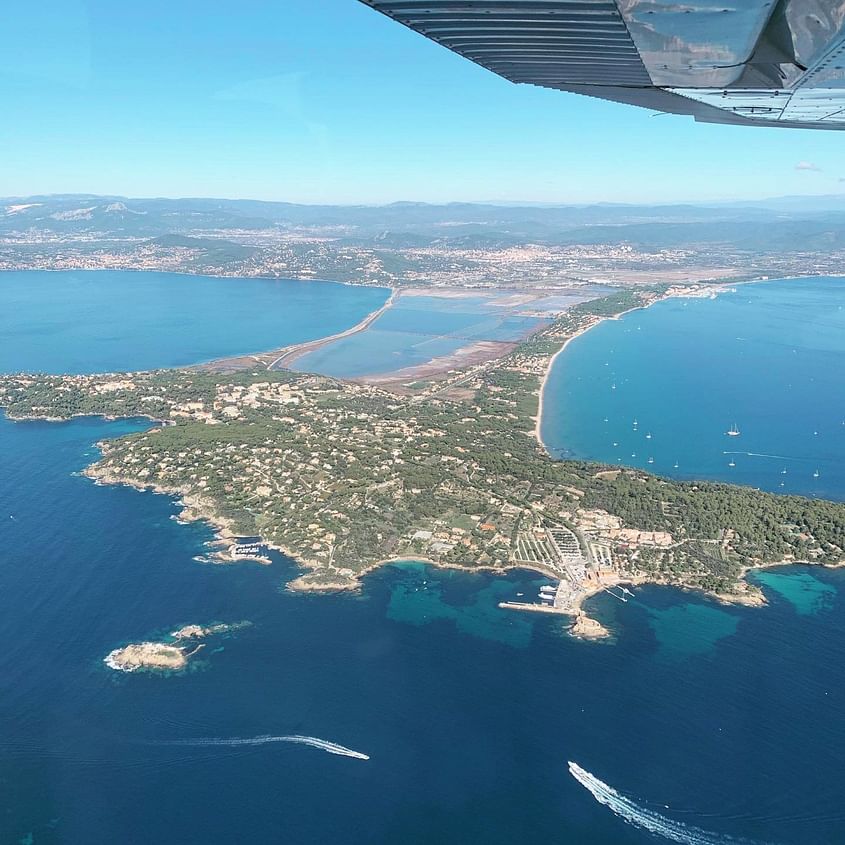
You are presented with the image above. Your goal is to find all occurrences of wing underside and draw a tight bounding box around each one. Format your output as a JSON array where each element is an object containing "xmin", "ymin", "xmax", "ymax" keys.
[{"xmin": 360, "ymin": 0, "xmax": 845, "ymax": 130}]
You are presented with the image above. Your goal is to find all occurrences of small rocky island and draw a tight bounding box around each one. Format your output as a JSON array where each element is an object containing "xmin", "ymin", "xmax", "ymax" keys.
[{"xmin": 104, "ymin": 622, "xmax": 250, "ymax": 673}]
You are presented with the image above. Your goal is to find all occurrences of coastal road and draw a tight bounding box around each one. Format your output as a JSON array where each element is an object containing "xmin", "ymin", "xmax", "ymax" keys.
[{"xmin": 266, "ymin": 288, "xmax": 398, "ymax": 371}]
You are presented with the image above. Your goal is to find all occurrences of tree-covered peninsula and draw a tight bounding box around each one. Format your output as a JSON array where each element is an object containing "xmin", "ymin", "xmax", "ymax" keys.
[{"xmin": 2, "ymin": 291, "xmax": 843, "ymax": 612}]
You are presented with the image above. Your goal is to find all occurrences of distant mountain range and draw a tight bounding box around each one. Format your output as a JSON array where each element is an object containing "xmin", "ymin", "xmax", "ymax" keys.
[{"xmin": 2, "ymin": 193, "xmax": 844, "ymax": 252}]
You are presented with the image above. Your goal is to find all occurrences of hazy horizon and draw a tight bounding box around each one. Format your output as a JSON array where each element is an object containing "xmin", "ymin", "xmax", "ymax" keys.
[{"xmin": 4, "ymin": 191, "xmax": 845, "ymax": 209}]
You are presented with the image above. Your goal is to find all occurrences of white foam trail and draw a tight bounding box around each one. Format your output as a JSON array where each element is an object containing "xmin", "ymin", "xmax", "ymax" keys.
[
  {"xmin": 568, "ymin": 762, "xmax": 768, "ymax": 845},
  {"xmin": 166, "ymin": 734, "xmax": 369, "ymax": 760},
  {"xmin": 721, "ymin": 451, "xmax": 803, "ymax": 462}
]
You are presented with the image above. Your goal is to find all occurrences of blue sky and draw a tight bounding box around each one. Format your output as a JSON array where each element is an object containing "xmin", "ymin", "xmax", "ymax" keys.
[{"xmin": 1, "ymin": 0, "xmax": 844, "ymax": 204}]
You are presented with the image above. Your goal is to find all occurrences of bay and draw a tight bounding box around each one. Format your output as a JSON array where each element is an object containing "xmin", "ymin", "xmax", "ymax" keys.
[
  {"xmin": 0, "ymin": 269, "xmax": 389, "ymax": 373},
  {"xmin": 540, "ymin": 276, "xmax": 845, "ymax": 501}
]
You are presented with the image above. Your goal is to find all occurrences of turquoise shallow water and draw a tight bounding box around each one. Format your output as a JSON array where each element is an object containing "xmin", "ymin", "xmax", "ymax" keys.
[
  {"xmin": 646, "ymin": 601, "xmax": 740, "ymax": 663},
  {"xmin": 3, "ymin": 271, "xmax": 845, "ymax": 843},
  {"xmin": 386, "ymin": 562, "xmax": 538, "ymax": 648},
  {"xmin": 752, "ymin": 569, "xmax": 837, "ymax": 616},
  {"xmin": 541, "ymin": 277, "xmax": 845, "ymax": 500}
]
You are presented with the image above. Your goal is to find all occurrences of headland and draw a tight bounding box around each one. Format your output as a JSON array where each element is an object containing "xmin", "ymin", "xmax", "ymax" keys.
[{"xmin": 3, "ymin": 283, "xmax": 843, "ymax": 639}]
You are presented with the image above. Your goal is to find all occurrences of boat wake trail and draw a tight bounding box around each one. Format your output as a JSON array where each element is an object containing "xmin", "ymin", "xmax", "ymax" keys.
[
  {"xmin": 722, "ymin": 451, "xmax": 804, "ymax": 462},
  {"xmin": 164, "ymin": 735, "xmax": 369, "ymax": 760},
  {"xmin": 568, "ymin": 762, "xmax": 769, "ymax": 844}
]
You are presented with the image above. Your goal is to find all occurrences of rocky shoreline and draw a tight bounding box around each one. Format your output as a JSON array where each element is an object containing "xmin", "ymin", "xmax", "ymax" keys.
[
  {"xmin": 85, "ymin": 460, "xmax": 806, "ymax": 642},
  {"xmin": 104, "ymin": 622, "xmax": 250, "ymax": 673}
]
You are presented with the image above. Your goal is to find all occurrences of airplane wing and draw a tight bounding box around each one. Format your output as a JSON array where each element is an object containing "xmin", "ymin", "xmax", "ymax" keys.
[{"xmin": 359, "ymin": 1, "xmax": 845, "ymax": 130}]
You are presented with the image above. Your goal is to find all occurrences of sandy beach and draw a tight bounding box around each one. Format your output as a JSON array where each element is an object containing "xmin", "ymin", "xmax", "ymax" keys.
[{"xmin": 532, "ymin": 303, "xmax": 649, "ymax": 449}]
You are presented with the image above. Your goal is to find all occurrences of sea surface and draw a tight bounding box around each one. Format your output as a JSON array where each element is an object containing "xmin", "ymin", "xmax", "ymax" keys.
[
  {"xmin": 541, "ymin": 276, "xmax": 845, "ymax": 500},
  {"xmin": 0, "ymin": 269, "xmax": 388, "ymax": 373},
  {"xmin": 2, "ymin": 271, "xmax": 845, "ymax": 843}
]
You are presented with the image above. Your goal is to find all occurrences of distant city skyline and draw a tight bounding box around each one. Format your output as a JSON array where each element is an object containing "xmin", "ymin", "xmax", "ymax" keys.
[{"xmin": 3, "ymin": 0, "xmax": 845, "ymax": 205}]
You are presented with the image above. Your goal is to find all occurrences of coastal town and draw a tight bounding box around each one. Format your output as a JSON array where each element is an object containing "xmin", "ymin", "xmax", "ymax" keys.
[
  {"xmin": 4, "ymin": 195, "xmax": 844, "ymax": 293},
  {"xmin": 2, "ymin": 287, "xmax": 843, "ymax": 639},
  {"xmin": 0, "ymin": 230, "xmax": 757, "ymax": 289}
]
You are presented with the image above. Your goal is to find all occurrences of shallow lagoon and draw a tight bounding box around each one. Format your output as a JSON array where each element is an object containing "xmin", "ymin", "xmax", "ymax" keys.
[{"xmin": 294, "ymin": 292, "xmax": 551, "ymax": 377}]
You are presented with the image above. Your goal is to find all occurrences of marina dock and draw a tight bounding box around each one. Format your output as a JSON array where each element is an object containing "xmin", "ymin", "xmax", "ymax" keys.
[{"xmin": 498, "ymin": 578, "xmax": 574, "ymax": 616}]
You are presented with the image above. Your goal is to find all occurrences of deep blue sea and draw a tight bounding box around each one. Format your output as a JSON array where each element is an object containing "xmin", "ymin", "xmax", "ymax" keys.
[
  {"xmin": 541, "ymin": 277, "xmax": 845, "ymax": 500},
  {"xmin": 2, "ymin": 272, "xmax": 845, "ymax": 844}
]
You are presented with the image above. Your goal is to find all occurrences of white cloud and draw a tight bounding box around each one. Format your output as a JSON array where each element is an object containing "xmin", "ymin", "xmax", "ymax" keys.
[{"xmin": 795, "ymin": 161, "xmax": 822, "ymax": 172}]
